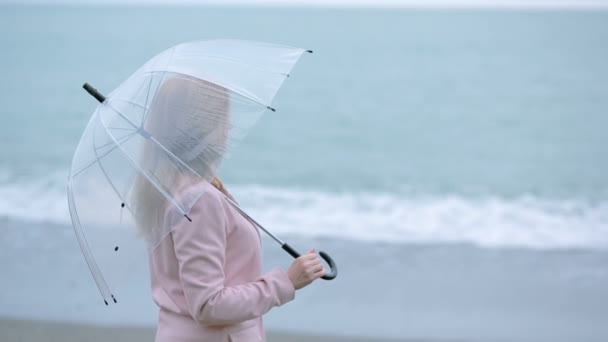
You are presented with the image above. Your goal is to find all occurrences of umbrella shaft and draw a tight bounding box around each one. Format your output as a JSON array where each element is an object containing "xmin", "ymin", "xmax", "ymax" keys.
[{"xmin": 223, "ymin": 195, "xmax": 285, "ymax": 246}]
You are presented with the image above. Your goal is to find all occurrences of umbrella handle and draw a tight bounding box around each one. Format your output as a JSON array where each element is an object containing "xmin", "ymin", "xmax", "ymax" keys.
[
  {"xmin": 281, "ymin": 243, "xmax": 338, "ymax": 281},
  {"xmin": 83, "ymin": 83, "xmax": 106, "ymax": 103}
]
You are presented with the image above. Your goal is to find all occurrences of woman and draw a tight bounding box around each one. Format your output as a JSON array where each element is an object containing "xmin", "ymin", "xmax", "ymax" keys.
[{"xmin": 132, "ymin": 74, "xmax": 325, "ymax": 342}]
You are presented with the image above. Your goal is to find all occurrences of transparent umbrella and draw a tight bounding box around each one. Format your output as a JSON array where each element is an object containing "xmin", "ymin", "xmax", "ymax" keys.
[{"xmin": 67, "ymin": 39, "xmax": 337, "ymax": 305}]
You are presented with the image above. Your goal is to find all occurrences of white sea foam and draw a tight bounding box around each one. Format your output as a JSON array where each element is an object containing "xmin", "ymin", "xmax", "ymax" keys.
[
  {"xmin": 232, "ymin": 185, "xmax": 608, "ymax": 250},
  {"xmin": 0, "ymin": 174, "xmax": 71, "ymax": 225},
  {"xmin": 1, "ymin": 176, "xmax": 607, "ymax": 250}
]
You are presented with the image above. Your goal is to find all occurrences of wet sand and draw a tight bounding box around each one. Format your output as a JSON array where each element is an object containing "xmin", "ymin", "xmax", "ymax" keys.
[{"xmin": 0, "ymin": 317, "xmax": 403, "ymax": 342}]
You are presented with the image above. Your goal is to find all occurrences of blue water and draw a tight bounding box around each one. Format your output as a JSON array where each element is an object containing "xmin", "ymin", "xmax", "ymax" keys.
[{"xmin": 1, "ymin": 5, "xmax": 608, "ymax": 341}]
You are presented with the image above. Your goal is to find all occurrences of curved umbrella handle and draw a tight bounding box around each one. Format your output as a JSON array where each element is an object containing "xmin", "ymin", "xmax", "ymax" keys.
[
  {"xmin": 281, "ymin": 243, "xmax": 338, "ymax": 281},
  {"xmin": 318, "ymin": 251, "xmax": 338, "ymax": 280}
]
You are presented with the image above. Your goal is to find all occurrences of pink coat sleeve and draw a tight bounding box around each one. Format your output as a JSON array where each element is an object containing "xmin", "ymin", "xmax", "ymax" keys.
[{"xmin": 170, "ymin": 190, "xmax": 295, "ymax": 326}]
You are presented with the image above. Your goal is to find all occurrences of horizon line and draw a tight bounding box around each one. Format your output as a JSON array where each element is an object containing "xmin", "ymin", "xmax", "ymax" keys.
[{"xmin": 3, "ymin": 0, "xmax": 608, "ymax": 9}]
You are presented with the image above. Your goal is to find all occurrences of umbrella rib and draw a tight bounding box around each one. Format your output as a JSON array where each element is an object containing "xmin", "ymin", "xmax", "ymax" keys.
[
  {"xmin": 102, "ymin": 102, "xmax": 217, "ymax": 195},
  {"xmin": 175, "ymin": 53, "xmax": 290, "ymax": 77},
  {"xmin": 92, "ymin": 116, "xmax": 132, "ymax": 216},
  {"xmin": 107, "ymin": 97, "xmax": 153, "ymax": 128},
  {"xmin": 141, "ymin": 71, "xmax": 169, "ymax": 127},
  {"xmin": 67, "ymin": 179, "xmax": 114, "ymax": 305},
  {"xmin": 109, "ymin": 97, "xmax": 148, "ymax": 129},
  {"xmin": 142, "ymin": 70, "xmax": 156, "ymax": 127},
  {"xmin": 94, "ymin": 130, "xmax": 137, "ymax": 152},
  {"xmin": 140, "ymin": 70, "xmax": 274, "ymax": 111},
  {"xmin": 105, "ymin": 126, "xmax": 136, "ymax": 131},
  {"xmin": 101, "ymin": 104, "xmax": 190, "ymax": 217},
  {"xmin": 103, "ymin": 102, "xmax": 202, "ymax": 180},
  {"xmin": 110, "ymin": 98, "xmax": 150, "ymax": 112},
  {"xmin": 72, "ymin": 131, "xmax": 138, "ymax": 178},
  {"xmin": 148, "ymin": 134, "xmax": 208, "ymax": 180}
]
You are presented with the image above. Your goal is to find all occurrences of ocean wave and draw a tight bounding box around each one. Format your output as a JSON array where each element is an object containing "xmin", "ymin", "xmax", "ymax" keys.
[
  {"xmin": 1, "ymin": 177, "xmax": 607, "ymax": 250},
  {"xmin": 0, "ymin": 173, "xmax": 70, "ymax": 225}
]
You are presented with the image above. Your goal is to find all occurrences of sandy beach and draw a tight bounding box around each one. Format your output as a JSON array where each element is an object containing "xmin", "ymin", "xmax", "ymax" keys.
[{"xmin": 0, "ymin": 317, "xmax": 404, "ymax": 342}]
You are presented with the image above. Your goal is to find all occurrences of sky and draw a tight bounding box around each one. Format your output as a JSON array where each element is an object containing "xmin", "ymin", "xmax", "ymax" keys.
[{"xmin": 3, "ymin": 0, "xmax": 608, "ymax": 7}]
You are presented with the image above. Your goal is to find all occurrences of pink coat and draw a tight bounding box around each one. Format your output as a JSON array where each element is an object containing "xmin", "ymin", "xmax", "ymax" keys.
[{"xmin": 149, "ymin": 180, "xmax": 296, "ymax": 342}]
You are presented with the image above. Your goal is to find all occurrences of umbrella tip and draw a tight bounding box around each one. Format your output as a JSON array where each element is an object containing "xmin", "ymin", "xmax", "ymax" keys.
[
  {"xmin": 184, "ymin": 214, "xmax": 192, "ymax": 222},
  {"xmin": 112, "ymin": 295, "xmax": 118, "ymax": 304},
  {"xmin": 104, "ymin": 300, "xmax": 109, "ymax": 306},
  {"xmin": 267, "ymin": 106, "xmax": 276, "ymax": 112},
  {"xmin": 306, "ymin": 49, "xmax": 313, "ymax": 53}
]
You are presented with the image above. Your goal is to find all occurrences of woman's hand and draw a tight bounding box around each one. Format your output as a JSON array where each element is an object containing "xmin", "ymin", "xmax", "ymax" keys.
[{"xmin": 286, "ymin": 249, "xmax": 325, "ymax": 290}]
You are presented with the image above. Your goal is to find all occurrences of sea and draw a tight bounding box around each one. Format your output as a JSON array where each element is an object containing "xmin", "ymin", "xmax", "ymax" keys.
[{"xmin": 1, "ymin": 4, "xmax": 607, "ymax": 342}]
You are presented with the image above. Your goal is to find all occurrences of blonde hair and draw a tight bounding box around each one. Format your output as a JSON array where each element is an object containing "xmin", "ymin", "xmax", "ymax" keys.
[
  {"xmin": 210, "ymin": 176, "xmax": 228, "ymax": 195},
  {"xmin": 130, "ymin": 74, "xmax": 230, "ymax": 238}
]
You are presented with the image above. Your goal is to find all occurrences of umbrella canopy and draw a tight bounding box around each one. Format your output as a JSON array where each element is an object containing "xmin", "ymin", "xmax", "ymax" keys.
[{"xmin": 67, "ymin": 40, "xmax": 323, "ymax": 305}]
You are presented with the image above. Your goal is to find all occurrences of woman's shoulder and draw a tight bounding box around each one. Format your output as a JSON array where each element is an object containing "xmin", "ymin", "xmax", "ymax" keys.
[
  {"xmin": 189, "ymin": 181, "xmax": 227, "ymax": 212},
  {"xmin": 165, "ymin": 179, "xmax": 227, "ymax": 224},
  {"xmin": 183, "ymin": 179, "xmax": 220, "ymax": 200}
]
